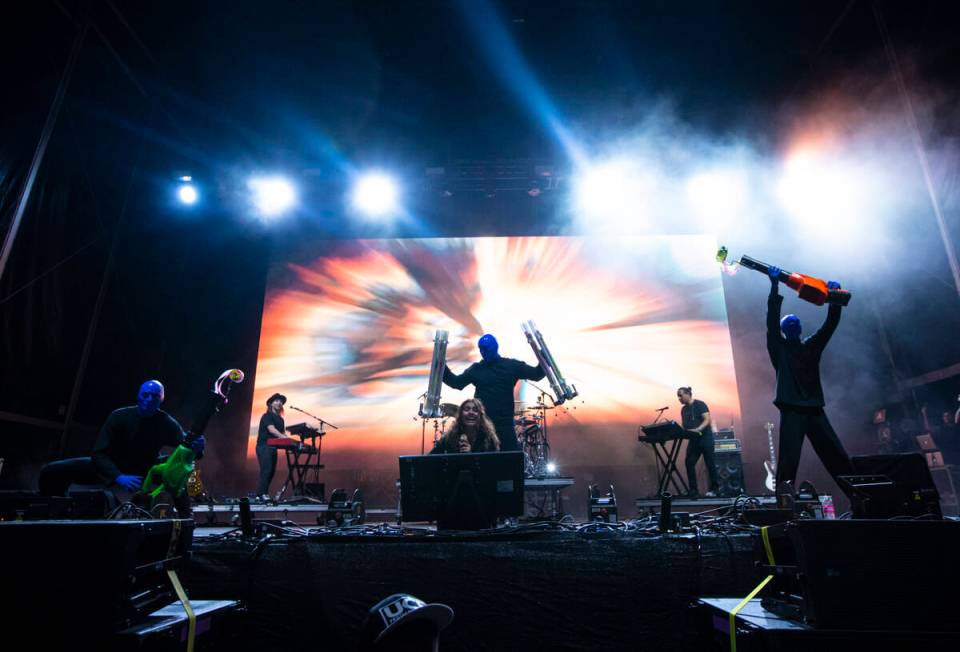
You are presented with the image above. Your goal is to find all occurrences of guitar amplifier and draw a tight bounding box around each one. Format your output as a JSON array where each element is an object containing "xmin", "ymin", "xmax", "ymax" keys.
[
  {"xmin": 714, "ymin": 438, "xmax": 741, "ymax": 452},
  {"xmin": 714, "ymin": 427, "xmax": 735, "ymax": 440}
]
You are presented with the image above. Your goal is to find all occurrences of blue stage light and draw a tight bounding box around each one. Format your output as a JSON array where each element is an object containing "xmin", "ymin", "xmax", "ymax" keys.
[
  {"xmin": 177, "ymin": 183, "xmax": 198, "ymax": 205},
  {"xmin": 249, "ymin": 176, "xmax": 297, "ymax": 217},
  {"xmin": 350, "ymin": 171, "xmax": 400, "ymax": 219}
]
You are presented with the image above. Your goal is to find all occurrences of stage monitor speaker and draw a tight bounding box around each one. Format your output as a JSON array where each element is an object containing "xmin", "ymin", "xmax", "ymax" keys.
[
  {"xmin": 0, "ymin": 491, "xmax": 75, "ymax": 520},
  {"xmin": 787, "ymin": 519, "xmax": 960, "ymax": 631},
  {"xmin": 68, "ymin": 489, "xmax": 116, "ymax": 518},
  {"xmin": 846, "ymin": 453, "xmax": 941, "ymax": 518},
  {"xmin": 3, "ymin": 518, "xmax": 194, "ymax": 642},
  {"xmin": 714, "ymin": 450, "xmax": 744, "ymax": 497}
]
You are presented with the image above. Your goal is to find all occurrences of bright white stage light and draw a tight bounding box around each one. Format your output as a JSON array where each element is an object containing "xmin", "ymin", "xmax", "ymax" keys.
[
  {"xmin": 248, "ymin": 176, "xmax": 296, "ymax": 217},
  {"xmin": 351, "ymin": 172, "xmax": 400, "ymax": 219},
  {"xmin": 776, "ymin": 149, "xmax": 871, "ymax": 237},
  {"xmin": 546, "ymin": 462, "xmax": 557, "ymax": 474},
  {"xmin": 572, "ymin": 159, "xmax": 653, "ymax": 230},
  {"xmin": 177, "ymin": 183, "xmax": 198, "ymax": 205},
  {"xmin": 686, "ymin": 170, "xmax": 747, "ymax": 227}
]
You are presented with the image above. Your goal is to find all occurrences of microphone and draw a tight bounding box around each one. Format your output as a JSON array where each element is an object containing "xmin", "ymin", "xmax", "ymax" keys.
[
  {"xmin": 655, "ymin": 406, "xmax": 670, "ymax": 411},
  {"xmin": 290, "ymin": 406, "xmax": 305, "ymax": 412}
]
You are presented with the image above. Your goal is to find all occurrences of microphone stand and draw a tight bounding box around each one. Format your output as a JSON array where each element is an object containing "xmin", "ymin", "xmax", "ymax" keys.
[
  {"xmin": 526, "ymin": 381, "xmax": 557, "ymax": 407},
  {"xmin": 289, "ymin": 405, "xmax": 339, "ymax": 432},
  {"xmin": 415, "ymin": 391, "xmax": 428, "ymax": 455},
  {"xmin": 652, "ymin": 406, "xmax": 669, "ymax": 425}
]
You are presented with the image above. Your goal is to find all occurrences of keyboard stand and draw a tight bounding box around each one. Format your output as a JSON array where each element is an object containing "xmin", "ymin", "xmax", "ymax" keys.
[
  {"xmin": 274, "ymin": 436, "xmax": 324, "ymax": 503},
  {"xmin": 639, "ymin": 421, "xmax": 691, "ymax": 497},
  {"xmin": 650, "ymin": 438, "xmax": 689, "ymax": 496}
]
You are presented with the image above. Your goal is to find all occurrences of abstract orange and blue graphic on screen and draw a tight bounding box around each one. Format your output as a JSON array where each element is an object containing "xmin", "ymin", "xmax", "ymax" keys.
[{"xmin": 251, "ymin": 235, "xmax": 741, "ymax": 506}]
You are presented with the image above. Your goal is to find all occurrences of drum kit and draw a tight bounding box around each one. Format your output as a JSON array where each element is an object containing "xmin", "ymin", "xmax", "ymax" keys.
[
  {"xmin": 514, "ymin": 397, "xmax": 554, "ymax": 477},
  {"xmin": 433, "ymin": 403, "xmax": 459, "ymax": 443},
  {"xmin": 416, "ymin": 401, "xmax": 460, "ymax": 452}
]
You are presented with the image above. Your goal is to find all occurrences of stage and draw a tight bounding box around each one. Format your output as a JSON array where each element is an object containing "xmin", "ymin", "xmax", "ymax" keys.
[
  {"xmin": 6, "ymin": 507, "xmax": 960, "ymax": 650},
  {"xmin": 182, "ymin": 522, "xmax": 761, "ymax": 651},
  {"xmin": 180, "ymin": 515, "xmax": 960, "ymax": 651}
]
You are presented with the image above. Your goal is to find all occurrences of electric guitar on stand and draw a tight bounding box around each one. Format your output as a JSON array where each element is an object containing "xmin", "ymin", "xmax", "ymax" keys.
[{"xmin": 763, "ymin": 421, "xmax": 777, "ymax": 493}]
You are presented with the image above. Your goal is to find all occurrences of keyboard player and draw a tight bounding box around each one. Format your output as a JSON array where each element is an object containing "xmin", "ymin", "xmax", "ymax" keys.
[
  {"xmin": 256, "ymin": 392, "xmax": 294, "ymax": 500},
  {"xmin": 677, "ymin": 386, "xmax": 719, "ymax": 498}
]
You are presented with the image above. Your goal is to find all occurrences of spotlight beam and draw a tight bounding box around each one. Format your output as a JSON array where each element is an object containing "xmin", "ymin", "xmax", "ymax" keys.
[{"xmin": 455, "ymin": 0, "xmax": 586, "ymax": 165}]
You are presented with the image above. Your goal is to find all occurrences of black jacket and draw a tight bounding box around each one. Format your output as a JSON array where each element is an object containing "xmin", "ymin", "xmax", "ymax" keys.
[
  {"xmin": 92, "ymin": 407, "xmax": 186, "ymax": 482},
  {"xmin": 766, "ymin": 287, "xmax": 841, "ymax": 409},
  {"xmin": 443, "ymin": 357, "xmax": 544, "ymax": 423}
]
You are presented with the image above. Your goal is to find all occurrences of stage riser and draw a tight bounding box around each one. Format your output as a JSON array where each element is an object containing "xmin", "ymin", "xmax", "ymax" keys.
[{"xmin": 183, "ymin": 532, "xmax": 761, "ymax": 651}]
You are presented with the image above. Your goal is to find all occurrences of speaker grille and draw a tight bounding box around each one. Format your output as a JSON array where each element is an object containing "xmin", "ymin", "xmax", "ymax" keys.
[{"xmin": 714, "ymin": 451, "xmax": 744, "ymax": 497}]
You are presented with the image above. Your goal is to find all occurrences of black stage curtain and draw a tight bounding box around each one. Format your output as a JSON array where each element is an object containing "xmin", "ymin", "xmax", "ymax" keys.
[{"xmin": 184, "ymin": 530, "xmax": 760, "ymax": 651}]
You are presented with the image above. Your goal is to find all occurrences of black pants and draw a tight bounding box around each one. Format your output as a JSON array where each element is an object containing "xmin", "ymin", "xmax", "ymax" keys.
[
  {"xmin": 685, "ymin": 431, "xmax": 719, "ymax": 494},
  {"xmin": 39, "ymin": 457, "xmax": 102, "ymax": 496},
  {"xmin": 776, "ymin": 407, "xmax": 853, "ymax": 488},
  {"xmin": 490, "ymin": 417, "xmax": 520, "ymax": 452},
  {"xmin": 256, "ymin": 443, "xmax": 278, "ymax": 495},
  {"xmin": 38, "ymin": 456, "xmax": 192, "ymax": 515}
]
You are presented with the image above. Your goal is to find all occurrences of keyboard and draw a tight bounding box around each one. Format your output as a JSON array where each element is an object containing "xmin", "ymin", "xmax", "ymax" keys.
[
  {"xmin": 266, "ymin": 438, "xmax": 318, "ymax": 454},
  {"xmin": 637, "ymin": 420, "xmax": 693, "ymax": 444}
]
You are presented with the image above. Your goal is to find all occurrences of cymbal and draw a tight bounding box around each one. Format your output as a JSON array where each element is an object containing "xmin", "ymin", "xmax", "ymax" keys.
[{"xmin": 439, "ymin": 403, "xmax": 459, "ymax": 417}]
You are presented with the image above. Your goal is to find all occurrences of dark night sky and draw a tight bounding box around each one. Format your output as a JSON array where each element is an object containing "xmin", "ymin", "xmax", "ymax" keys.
[{"xmin": 7, "ymin": 1, "xmax": 960, "ymax": 167}]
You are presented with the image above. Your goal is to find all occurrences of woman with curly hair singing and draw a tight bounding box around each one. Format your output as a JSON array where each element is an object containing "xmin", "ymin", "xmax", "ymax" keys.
[{"xmin": 430, "ymin": 398, "xmax": 501, "ymax": 454}]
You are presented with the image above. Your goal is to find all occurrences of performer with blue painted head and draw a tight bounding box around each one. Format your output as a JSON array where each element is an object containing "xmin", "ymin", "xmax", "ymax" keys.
[
  {"xmin": 766, "ymin": 266, "xmax": 852, "ymax": 490},
  {"xmin": 442, "ymin": 334, "xmax": 545, "ymax": 452},
  {"xmin": 38, "ymin": 379, "xmax": 203, "ymax": 515}
]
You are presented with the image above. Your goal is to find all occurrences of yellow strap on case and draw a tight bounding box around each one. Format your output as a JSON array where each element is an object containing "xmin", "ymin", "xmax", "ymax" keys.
[
  {"xmin": 729, "ymin": 575, "xmax": 774, "ymax": 652},
  {"xmin": 167, "ymin": 569, "xmax": 196, "ymax": 652}
]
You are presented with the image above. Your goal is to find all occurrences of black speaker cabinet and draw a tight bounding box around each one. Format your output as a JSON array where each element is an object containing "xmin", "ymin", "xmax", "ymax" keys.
[
  {"xmin": 2, "ymin": 518, "xmax": 194, "ymax": 642},
  {"xmin": 715, "ymin": 450, "xmax": 744, "ymax": 497},
  {"xmin": 847, "ymin": 453, "xmax": 942, "ymax": 518},
  {"xmin": 787, "ymin": 519, "xmax": 960, "ymax": 631}
]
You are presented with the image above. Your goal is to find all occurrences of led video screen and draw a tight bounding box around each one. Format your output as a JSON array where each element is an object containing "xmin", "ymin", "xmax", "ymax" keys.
[{"xmin": 251, "ymin": 235, "xmax": 741, "ymax": 509}]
